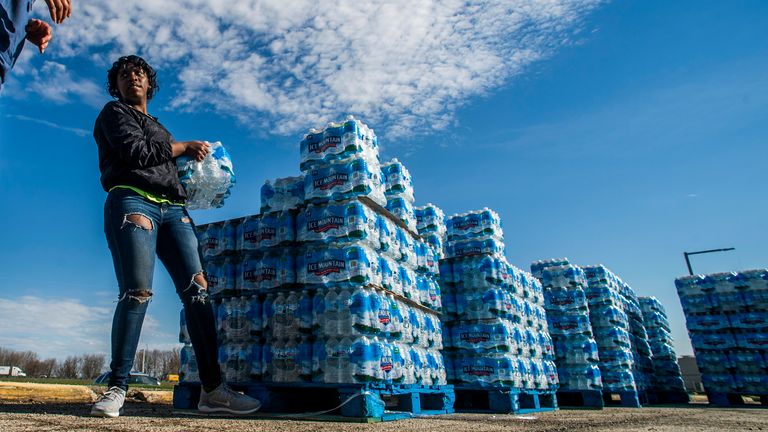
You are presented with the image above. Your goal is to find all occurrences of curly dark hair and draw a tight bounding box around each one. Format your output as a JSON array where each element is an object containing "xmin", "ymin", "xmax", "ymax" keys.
[{"xmin": 106, "ymin": 55, "xmax": 159, "ymax": 101}]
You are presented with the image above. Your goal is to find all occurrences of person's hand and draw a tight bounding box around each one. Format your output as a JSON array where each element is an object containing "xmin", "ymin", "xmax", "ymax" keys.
[
  {"xmin": 44, "ymin": 0, "xmax": 72, "ymax": 24},
  {"xmin": 25, "ymin": 19, "xmax": 52, "ymax": 54},
  {"xmin": 181, "ymin": 141, "xmax": 211, "ymax": 162}
]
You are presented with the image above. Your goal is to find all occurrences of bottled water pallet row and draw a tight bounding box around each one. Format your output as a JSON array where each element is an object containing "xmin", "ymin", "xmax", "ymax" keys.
[
  {"xmin": 555, "ymin": 390, "xmax": 604, "ymax": 409},
  {"xmin": 173, "ymin": 381, "xmax": 455, "ymax": 422},
  {"xmin": 602, "ymin": 390, "xmax": 645, "ymax": 408},
  {"xmin": 706, "ymin": 391, "xmax": 768, "ymax": 407},
  {"xmin": 644, "ymin": 390, "xmax": 691, "ymax": 405},
  {"xmin": 452, "ymin": 386, "xmax": 557, "ymax": 414}
]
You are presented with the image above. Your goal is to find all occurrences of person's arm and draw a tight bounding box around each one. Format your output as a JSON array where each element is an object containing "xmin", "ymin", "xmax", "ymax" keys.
[{"xmin": 98, "ymin": 103, "xmax": 174, "ymax": 169}]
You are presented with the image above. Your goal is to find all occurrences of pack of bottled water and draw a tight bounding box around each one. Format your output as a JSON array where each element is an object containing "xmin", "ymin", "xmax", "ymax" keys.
[
  {"xmin": 205, "ymin": 256, "xmax": 238, "ymax": 296},
  {"xmin": 260, "ymin": 176, "xmax": 305, "ymax": 213},
  {"xmin": 179, "ymin": 344, "xmax": 200, "ymax": 383},
  {"xmin": 381, "ymin": 159, "xmax": 415, "ymax": 203},
  {"xmin": 263, "ymin": 290, "xmax": 313, "ymax": 340},
  {"xmin": 177, "ymin": 141, "xmax": 236, "ymax": 210},
  {"xmin": 415, "ymin": 204, "xmax": 447, "ymax": 259},
  {"xmin": 310, "ymin": 286, "xmax": 442, "ymax": 347},
  {"xmin": 296, "ymin": 201, "xmax": 379, "ymax": 248},
  {"xmin": 238, "ymin": 212, "xmax": 295, "ymax": 251},
  {"xmin": 415, "ymin": 204, "xmax": 446, "ymax": 236},
  {"xmin": 197, "ymin": 220, "xmax": 240, "ymax": 259},
  {"xmin": 299, "ymin": 116, "xmax": 379, "ymax": 172},
  {"xmin": 446, "ymin": 209, "xmax": 503, "ymax": 242},
  {"xmin": 385, "ymin": 196, "xmax": 418, "ymax": 233},
  {"xmin": 311, "ymin": 337, "xmax": 445, "ymax": 385},
  {"xmin": 303, "ymin": 158, "xmax": 387, "ymax": 206},
  {"xmin": 676, "ymin": 269, "xmax": 768, "ymax": 395},
  {"xmin": 447, "ymin": 354, "xmax": 557, "ymax": 390},
  {"xmin": 534, "ymin": 261, "xmax": 603, "ymax": 393},
  {"xmin": 263, "ymin": 338, "xmax": 313, "ymax": 383},
  {"xmin": 237, "ymin": 249, "xmax": 296, "ymax": 292},
  {"xmin": 639, "ymin": 297, "xmax": 686, "ymax": 393},
  {"xmin": 297, "ymin": 244, "xmax": 382, "ymax": 288}
]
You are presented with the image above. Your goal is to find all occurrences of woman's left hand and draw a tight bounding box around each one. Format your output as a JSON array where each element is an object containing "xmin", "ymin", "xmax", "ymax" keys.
[{"xmin": 178, "ymin": 140, "xmax": 210, "ymax": 162}]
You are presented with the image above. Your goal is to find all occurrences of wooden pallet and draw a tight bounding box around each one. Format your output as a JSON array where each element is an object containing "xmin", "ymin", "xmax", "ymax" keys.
[
  {"xmin": 173, "ymin": 382, "xmax": 455, "ymax": 422},
  {"xmin": 556, "ymin": 389, "xmax": 604, "ymax": 409},
  {"xmin": 453, "ymin": 386, "xmax": 558, "ymax": 414}
]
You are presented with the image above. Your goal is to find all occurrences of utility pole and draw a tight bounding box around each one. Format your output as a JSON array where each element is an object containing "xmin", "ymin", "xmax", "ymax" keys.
[{"xmin": 683, "ymin": 248, "xmax": 735, "ymax": 275}]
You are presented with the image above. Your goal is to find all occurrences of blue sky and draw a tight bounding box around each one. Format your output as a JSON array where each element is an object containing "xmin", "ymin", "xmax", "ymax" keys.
[{"xmin": 1, "ymin": 0, "xmax": 766, "ymax": 360}]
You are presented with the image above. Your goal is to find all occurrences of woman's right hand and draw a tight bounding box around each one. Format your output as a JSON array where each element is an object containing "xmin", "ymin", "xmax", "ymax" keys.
[{"xmin": 178, "ymin": 140, "xmax": 211, "ymax": 162}]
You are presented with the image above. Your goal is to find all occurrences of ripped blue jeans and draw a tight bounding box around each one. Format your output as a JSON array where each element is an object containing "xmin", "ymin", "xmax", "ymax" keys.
[{"xmin": 104, "ymin": 187, "xmax": 222, "ymax": 391}]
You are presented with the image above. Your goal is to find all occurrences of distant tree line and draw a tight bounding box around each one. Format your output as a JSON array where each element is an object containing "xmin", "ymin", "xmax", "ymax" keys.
[{"xmin": 0, "ymin": 346, "xmax": 180, "ymax": 380}]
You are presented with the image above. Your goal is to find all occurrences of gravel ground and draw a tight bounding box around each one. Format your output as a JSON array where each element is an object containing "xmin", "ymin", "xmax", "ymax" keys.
[{"xmin": 0, "ymin": 401, "xmax": 766, "ymax": 432}]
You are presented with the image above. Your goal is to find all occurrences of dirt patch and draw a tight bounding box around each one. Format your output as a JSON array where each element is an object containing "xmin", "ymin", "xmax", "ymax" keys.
[{"xmin": 0, "ymin": 401, "xmax": 766, "ymax": 432}]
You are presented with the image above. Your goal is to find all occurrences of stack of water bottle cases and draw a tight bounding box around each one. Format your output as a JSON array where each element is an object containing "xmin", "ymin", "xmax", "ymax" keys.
[
  {"xmin": 676, "ymin": 270, "xmax": 768, "ymax": 399},
  {"xmin": 179, "ymin": 116, "xmax": 448, "ymax": 388},
  {"xmin": 531, "ymin": 260, "xmax": 602, "ymax": 394},
  {"xmin": 638, "ymin": 297, "xmax": 687, "ymax": 396},
  {"xmin": 438, "ymin": 210, "xmax": 559, "ymax": 393},
  {"xmin": 532, "ymin": 259, "xmax": 659, "ymax": 404}
]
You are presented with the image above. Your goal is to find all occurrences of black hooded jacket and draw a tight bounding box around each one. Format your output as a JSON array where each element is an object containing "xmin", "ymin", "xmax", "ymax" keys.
[{"xmin": 93, "ymin": 100, "xmax": 186, "ymax": 202}]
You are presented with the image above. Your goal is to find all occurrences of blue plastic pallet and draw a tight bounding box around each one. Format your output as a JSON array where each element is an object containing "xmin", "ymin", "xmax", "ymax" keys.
[
  {"xmin": 556, "ymin": 390, "xmax": 604, "ymax": 409},
  {"xmin": 602, "ymin": 390, "xmax": 642, "ymax": 408},
  {"xmin": 453, "ymin": 386, "xmax": 558, "ymax": 414},
  {"xmin": 173, "ymin": 382, "xmax": 455, "ymax": 422},
  {"xmin": 647, "ymin": 390, "xmax": 690, "ymax": 404},
  {"xmin": 707, "ymin": 392, "xmax": 768, "ymax": 407}
]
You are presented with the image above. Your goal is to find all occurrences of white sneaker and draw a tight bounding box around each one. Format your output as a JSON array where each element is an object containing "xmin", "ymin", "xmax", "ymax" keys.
[
  {"xmin": 91, "ymin": 386, "xmax": 126, "ymax": 418},
  {"xmin": 198, "ymin": 384, "xmax": 261, "ymax": 415}
]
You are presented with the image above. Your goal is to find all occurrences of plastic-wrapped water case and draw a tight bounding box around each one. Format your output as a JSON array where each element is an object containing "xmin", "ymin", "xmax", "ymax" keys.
[
  {"xmin": 304, "ymin": 158, "xmax": 386, "ymax": 206},
  {"xmin": 238, "ymin": 211, "xmax": 295, "ymax": 251},
  {"xmin": 415, "ymin": 203, "xmax": 446, "ymax": 236},
  {"xmin": 177, "ymin": 141, "xmax": 235, "ymax": 210},
  {"xmin": 381, "ymin": 158, "xmax": 415, "ymax": 203},
  {"xmin": 297, "ymin": 244, "xmax": 382, "ymax": 287},
  {"xmin": 445, "ymin": 237, "xmax": 505, "ymax": 259},
  {"xmin": 260, "ymin": 176, "xmax": 304, "ymax": 213},
  {"xmin": 385, "ymin": 196, "xmax": 418, "ymax": 232},
  {"xmin": 238, "ymin": 249, "xmax": 296, "ymax": 292},
  {"xmin": 300, "ymin": 116, "xmax": 379, "ymax": 171},
  {"xmin": 296, "ymin": 201, "xmax": 379, "ymax": 248},
  {"xmin": 530, "ymin": 258, "xmax": 570, "ymax": 280},
  {"xmin": 446, "ymin": 208, "xmax": 503, "ymax": 242}
]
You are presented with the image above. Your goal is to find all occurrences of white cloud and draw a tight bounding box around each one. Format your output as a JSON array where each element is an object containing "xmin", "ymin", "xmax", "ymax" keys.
[
  {"xmin": 0, "ymin": 296, "xmax": 177, "ymax": 360},
  {"xmin": 46, "ymin": 0, "xmax": 602, "ymax": 137},
  {"xmin": 4, "ymin": 114, "xmax": 91, "ymax": 137},
  {"xmin": 8, "ymin": 50, "xmax": 104, "ymax": 108}
]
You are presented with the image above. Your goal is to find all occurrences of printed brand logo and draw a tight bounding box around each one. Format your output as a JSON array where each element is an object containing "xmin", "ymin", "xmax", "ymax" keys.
[
  {"xmin": 553, "ymin": 299, "xmax": 576, "ymax": 306},
  {"xmin": 380, "ymin": 356, "xmax": 393, "ymax": 372},
  {"xmin": 313, "ymin": 173, "xmax": 349, "ymax": 190},
  {"xmin": 463, "ymin": 365, "xmax": 494, "ymax": 376},
  {"xmin": 308, "ymin": 259, "xmax": 345, "ymax": 276},
  {"xmin": 243, "ymin": 268, "xmax": 276, "ymax": 282},
  {"xmin": 308, "ymin": 136, "xmax": 341, "ymax": 154},
  {"xmin": 456, "ymin": 246, "xmax": 482, "ymax": 256},
  {"xmin": 378, "ymin": 309, "xmax": 391, "ymax": 325},
  {"xmin": 204, "ymin": 238, "xmax": 218, "ymax": 251},
  {"xmin": 454, "ymin": 220, "xmax": 478, "ymax": 231},
  {"xmin": 308, "ymin": 216, "xmax": 344, "ymax": 233},
  {"xmin": 460, "ymin": 332, "xmax": 491, "ymax": 344}
]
